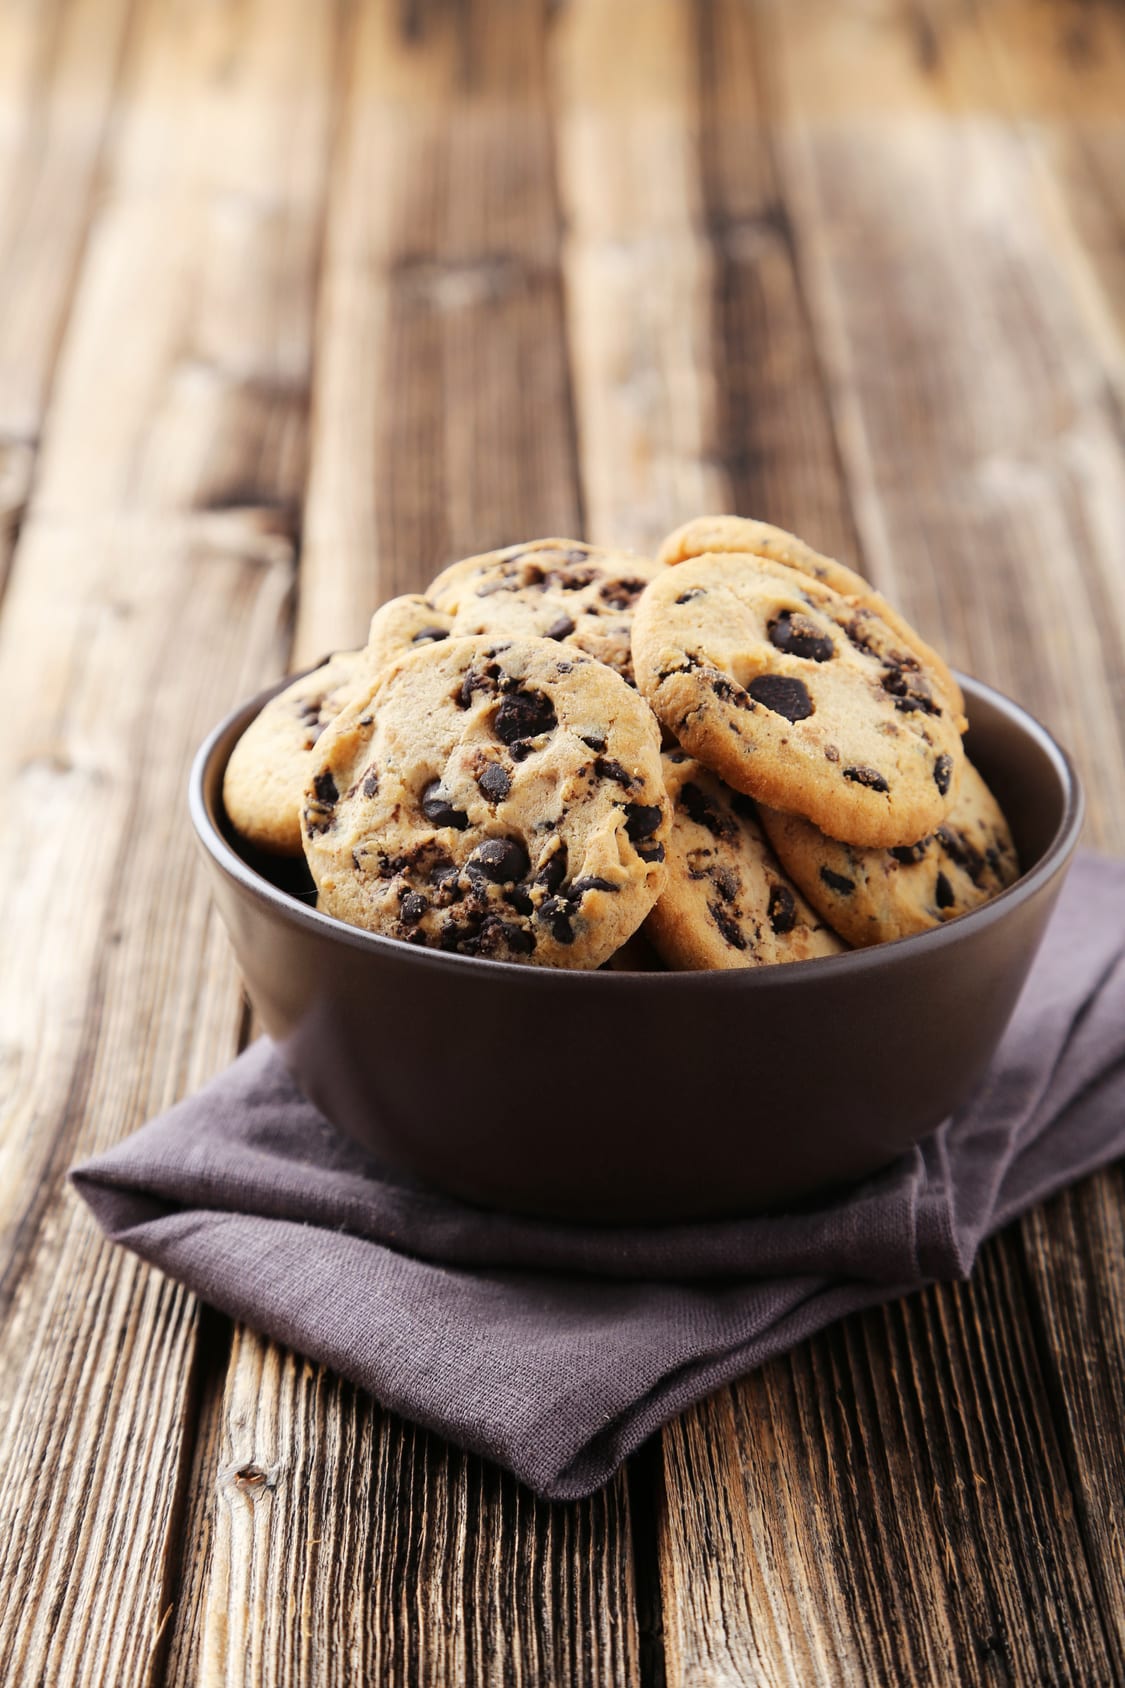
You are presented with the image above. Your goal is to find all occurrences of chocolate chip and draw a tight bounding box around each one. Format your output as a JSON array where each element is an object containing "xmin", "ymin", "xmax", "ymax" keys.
[
  {"xmin": 890, "ymin": 840, "xmax": 930, "ymax": 865},
  {"xmin": 537, "ymin": 842, "xmax": 568, "ymax": 892},
  {"xmin": 498, "ymin": 923, "xmax": 535, "ymax": 956},
  {"xmin": 767, "ymin": 883, "xmax": 798, "ymax": 935},
  {"xmin": 625, "ymin": 803, "xmax": 662, "ymax": 848},
  {"xmin": 680, "ymin": 781, "xmax": 732, "ymax": 840},
  {"xmin": 595, "ymin": 756, "xmax": 634, "ymax": 789},
  {"xmin": 768, "ymin": 611, "xmax": 834, "ymax": 663},
  {"xmin": 421, "ymin": 780, "xmax": 469, "ymax": 830},
  {"xmin": 412, "ymin": 626, "xmax": 449, "ymax": 645},
  {"xmin": 358, "ymin": 714, "xmax": 374, "ymax": 727},
  {"xmin": 538, "ymin": 897, "xmax": 575, "ymax": 944},
  {"xmin": 601, "ymin": 578, "xmax": 647, "ymax": 609},
  {"xmin": 546, "ymin": 614, "xmax": 576, "ymax": 640},
  {"xmin": 708, "ymin": 901, "xmax": 747, "ymax": 949},
  {"xmin": 313, "ymin": 770, "xmax": 338, "ymax": 804},
  {"xmin": 935, "ymin": 871, "xmax": 955, "ymax": 910},
  {"xmin": 554, "ymin": 566, "xmax": 598, "ymax": 590},
  {"xmin": 748, "ymin": 675, "xmax": 814, "ymax": 721},
  {"xmin": 494, "ymin": 687, "xmax": 557, "ymax": 744},
  {"xmin": 635, "ymin": 840, "xmax": 665, "ymax": 862},
  {"xmin": 580, "ymin": 732, "xmax": 606, "ymax": 752},
  {"xmin": 477, "ymin": 762, "xmax": 511, "ymax": 803},
  {"xmin": 569, "ymin": 876, "xmax": 619, "ymax": 897},
  {"xmin": 820, "ymin": 866, "xmax": 855, "ymax": 895},
  {"xmin": 361, "ymin": 767, "xmax": 379, "ymax": 798},
  {"xmin": 934, "ymin": 753, "xmax": 953, "ymax": 796},
  {"xmin": 458, "ymin": 663, "xmax": 501, "ymax": 708},
  {"xmin": 466, "ymin": 837, "xmax": 530, "ymax": 884},
  {"xmin": 937, "ymin": 825, "xmax": 987, "ymax": 887},
  {"xmin": 675, "ymin": 588, "xmax": 704, "ymax": 605},
  {"xmin": 429, "ymin": 855, "xmax": 458, "ymax": 888},
  {"xmin": 711, "ymin": 673, "xmax": 752, "ymax": 707},
  {"xmin": 505, "ymin": 885, "xmax": 535, "ymax": 915},
  {"xmin": 400, "ymin": 892, "xmax": 428, "ymax": 924},
  {"xmin": 711, "ymin": 865, "xmax": 738, "ymax": 903},
  {"xmin": 843, "ymin": 764, "xmax": 889, "ymax": 793}
]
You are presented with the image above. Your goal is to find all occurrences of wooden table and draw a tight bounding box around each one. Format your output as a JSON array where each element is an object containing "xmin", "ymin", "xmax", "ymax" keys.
[{"xmin": 2, "ymin": 1, "xmax": 1123, "ymax": 1682}]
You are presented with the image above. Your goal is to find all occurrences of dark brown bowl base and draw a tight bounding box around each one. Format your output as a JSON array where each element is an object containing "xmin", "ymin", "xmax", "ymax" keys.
[{"xmin": 191, "ymin": 675, "xmax": 1082, "ymax": 1223}]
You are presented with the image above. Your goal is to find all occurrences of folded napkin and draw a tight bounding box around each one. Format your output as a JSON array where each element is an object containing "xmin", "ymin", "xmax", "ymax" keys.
[{"xmin": 73, "ymin": 851, "xmax": 1125, "ymax": 1500}]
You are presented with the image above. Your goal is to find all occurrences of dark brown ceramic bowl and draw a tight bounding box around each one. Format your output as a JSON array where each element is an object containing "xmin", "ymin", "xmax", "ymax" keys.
[{"xmin": 189, "ymin": 672, "xmax": 1082, "ymax": 1223}]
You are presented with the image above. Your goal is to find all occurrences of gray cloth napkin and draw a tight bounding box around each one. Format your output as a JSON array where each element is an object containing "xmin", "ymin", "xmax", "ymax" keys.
[{"xmin": 73, "ymin": 851, "xmax": 1125, "ymax": 1500}]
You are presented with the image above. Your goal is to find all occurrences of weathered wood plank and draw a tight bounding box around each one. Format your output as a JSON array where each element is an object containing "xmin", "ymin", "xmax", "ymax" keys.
[
  {"xmin": 663, "ymin": 1252, "xmax": 1116, "ymax": 1686},
  {"xmin": 199, "ymin": 1333, "xmax": 638, "ymax": 1688},
  {"xmin": 195, "ymin": 6, "xmax": 641, "ymax": 1684},
  {"xmin": 652, "ymin": 4, "xmax": 1125, "ymax": 1683},
  {"xmin": 0, "ymin": 0, "xmax": 135, "ymax": 592},
  {"xmin": 765, "ymin": 0, "xmax": 1125, "ymax": 845},
  {"xmin": 297, "ymin": 0, "xmax": 579, "ymax": 663},
  {"xmin": 550, "ymin": 0, "xmax": 725, "ymax": 553},
  {"xmin": 0, "ymin": 0, "xmax": 337, "ymax": 1680},
  {"xmin": 0, "ymin": 0, "xmax": 134, "ymax": 440}
]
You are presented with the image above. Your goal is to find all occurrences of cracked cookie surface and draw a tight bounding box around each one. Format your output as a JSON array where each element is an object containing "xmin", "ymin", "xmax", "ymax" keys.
[
  {"xmin": 426, "ymin": 538, "xmax": 666, "ymax": 685},
  {"xmin": 646, "ymin": 752, "xmax": 845, "ymax": 969},
  {"xmin": 759, "ymin": 759, "xmax": 1019, "ymax": 947},
  {"xmin": 658, "ymin": 515, "xmax": 964, "ymax": 721},
  {"xmin": 632, "ymin": 552, "xmax": 965, "ymax": 849},
  {"xmin": 301, "ymin": 634, "xmax": 670, "ymax": 968}
]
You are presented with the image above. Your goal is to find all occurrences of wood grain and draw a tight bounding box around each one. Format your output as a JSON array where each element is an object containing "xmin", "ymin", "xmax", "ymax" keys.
[
  {"xmin": 297, "ymin": 0, "xmax": 579, "ymax": 663},
  {"xmin": 0, "ymin": 0, "xmax": 336, "ymax": 1681},
  {"xmin": 197, "ymin": 1331, "xmax": 638, "ymax": 1688},
  {"xmin": 651, "ymin": 5, "xmax": 1125, "ymax": 1684},
  {"xmin": 195, "ymin": 6, "xmax": 641, "ymax": 1683}
]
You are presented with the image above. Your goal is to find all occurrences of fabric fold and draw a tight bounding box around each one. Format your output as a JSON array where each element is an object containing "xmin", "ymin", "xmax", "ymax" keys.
[{"xmin": 73, "ymin": 851, "xmax": 1125, "ymax": 1499}]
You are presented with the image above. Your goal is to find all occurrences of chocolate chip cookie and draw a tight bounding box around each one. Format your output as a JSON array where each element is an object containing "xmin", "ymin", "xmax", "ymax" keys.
[
  {"xmin": 759, "ymin": 759, "xmax": 1019, "ymax": 947},
  {"xmin": 301, "ymin": 635, "xmax": 670, "ymax": 968},
  {"xmin": 632, "ymin": 553, "xmax": 965, "ymax": 849},
  {"xmin": 366, "ymin": 594, "xmax": 453, "ymax": 671},
  {"xmin": 426, "ymin": 538, "xmax": 666, "ymax": 685},
  {"xmin": 658, "ymin": 515, "xmax": 964, "ymax": 722},
  {"xmin": 223, "ymin": 650, "xmax": 368, "ymax": 856},
  {"xmin": 646, "ymin": 753, "xmax": 845, "ymax": 969}
]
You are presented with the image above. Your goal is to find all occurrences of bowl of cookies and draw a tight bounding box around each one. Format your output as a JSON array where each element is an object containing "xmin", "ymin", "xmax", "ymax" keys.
[{"xmin": 190, "ymin": 521, "xmax": 1083, "ymax": 1222}]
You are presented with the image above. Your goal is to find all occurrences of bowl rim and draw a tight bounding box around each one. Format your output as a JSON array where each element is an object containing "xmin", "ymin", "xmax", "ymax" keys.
[{"xmin": 188, "ymin": 668, "xmax": 1085, "ymax": 988}]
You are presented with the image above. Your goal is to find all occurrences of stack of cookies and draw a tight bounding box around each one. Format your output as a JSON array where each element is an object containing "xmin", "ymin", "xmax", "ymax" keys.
[{"xmin": 222, "ymin": 522, "xmax": 1020, "ymax": 971}]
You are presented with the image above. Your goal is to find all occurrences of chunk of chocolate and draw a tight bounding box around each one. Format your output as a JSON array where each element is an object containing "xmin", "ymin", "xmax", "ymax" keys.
[
  {"xmin": 935, "ymin": 871, "xmax": 955, "ymax": 910},
  {"xmin": 933, "ymin": 753, "xmax": 954, "ymax": 796},
  {"xmin": 595, "ymin": 756, "xmax": 634, "ymax": 789},
  {"xmin": 536, "ymin": 841, "xmax": 568, "ymax": 892},
  {"xmin": 820, "ymin": 866, "xmax": 855, "ymax": 895},
  {"xmin": 768, "ymin": 611, "xmax": 834, "ymax": 663},
  {"xmin": 537, "ymin": 897, "xmax": 575, "ymax": 944},
  {"xmin": 601, "ymin": 578, "xmax": 647, "ymax": 609},
  {"xmin": 421, "ymin": 780, "xmax": 469, "ymax": 830},
  {"xmin": 545, "ymin": 614, "xmax": 575, "ymax": 641},
  {"xmin": 399, "ymin": 891, "xmax": 428, "ymax": 924},
  {"xmin": 708, "ymin": 901, "xmax": 747, "ymax": 950},
  {"xmin": 843, "ymin": 764, "xmax": 890, "ymax": 793},
  {"xmin": 748, "ymin": 674, "xmax": 814, "ymax": 721},
  {"xmin": 494, "ymin": 687, "xmax": 557, "ymax": 744},
  {"xmin": 313, "ymin": 770, "xmax": 338, "ymax": 804},
  {"xmin": 477, "ymin": 762, "xmax": 511, "ymax": 803},
  {"xmin": 466, "ymin": 837, "xmax": 530, "ymax": 884},
  {"xmin": 890, "ymin": 839, "xmax": 931, "ymax": 865},
  {"xmin": 767, "ymin": 883, "xmax": 798, "ymax": 935}
]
